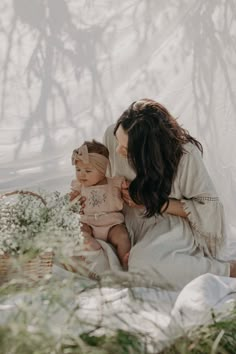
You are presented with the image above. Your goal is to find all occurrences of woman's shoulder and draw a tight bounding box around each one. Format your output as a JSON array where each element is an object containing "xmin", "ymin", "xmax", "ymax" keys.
[
  {"xmin": 103, "ymin": 124, "xmax": 116, "ymax": 145},
  {"xmin": 183, "ymin": 142, "xmax": 201, "ymax": 155},
  {"xmin": 177, "ymin": 143, "xmax": 204, "ymax": 178},
  {"xmin": 104, "ymin": 123, "xmax": 116, "ymax": 135},
  {"xmin": 181, "ymin": 142, "xmax": 202, "ymax": 163}
]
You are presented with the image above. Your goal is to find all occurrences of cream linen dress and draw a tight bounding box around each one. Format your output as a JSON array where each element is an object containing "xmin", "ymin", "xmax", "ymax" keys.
[{"xmin": 103, "ymin": 124, "xmax": 230, "ymax": 289}]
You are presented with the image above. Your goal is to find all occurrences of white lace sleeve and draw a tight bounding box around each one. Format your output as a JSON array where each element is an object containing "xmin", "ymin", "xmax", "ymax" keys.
[{"xmin": 178, "ymin": 144, "xmax": 226, "ymax": 257}]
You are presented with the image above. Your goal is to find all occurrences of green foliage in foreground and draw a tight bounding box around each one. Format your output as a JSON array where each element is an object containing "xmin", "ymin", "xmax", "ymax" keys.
[
  {"xmin": 0, "ymin": 277, "xmax": 145, "ymax": 354},
  {"xmin": 1, "ymin": 310, "xmax": 236, "ymax": 354},
  {"xmin": 0, "ymin": 327, "xmax": 142, "ymax": 354},
  {"xmin": 0, "ymin": 275, "xmax": 236, "ymax": 354},
  {"xmin": 161, "ymin": 309, "xmax": 236, "ymax": 354}
]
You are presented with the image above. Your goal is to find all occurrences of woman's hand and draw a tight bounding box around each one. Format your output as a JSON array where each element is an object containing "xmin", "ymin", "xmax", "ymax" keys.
[
  {"xmin": 162, "ymin": 198, "xmax": 188, "ymax": 218},
  {"xmin": 121, "ymin": 180, "xmax": 144, "ymax": 209}
]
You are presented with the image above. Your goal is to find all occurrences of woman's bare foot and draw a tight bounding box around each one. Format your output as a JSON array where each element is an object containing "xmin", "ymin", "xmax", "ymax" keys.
[
  {"xmin": 122, "ymin": 251, "xmax": 130, "ymax": 270},
  {"xmin": 230, "ymin": 261, "xmax": 236, "ymax": 277}
]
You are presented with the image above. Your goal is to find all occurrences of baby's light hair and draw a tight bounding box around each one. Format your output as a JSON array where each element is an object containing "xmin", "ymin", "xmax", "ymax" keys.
[
  {"xmin": 72, "ymin": 140, "xmax": 109, "ymax": 175},
  {"xmin": 82, "ymin": 140, "xmax": 109, "ymax": 159}
]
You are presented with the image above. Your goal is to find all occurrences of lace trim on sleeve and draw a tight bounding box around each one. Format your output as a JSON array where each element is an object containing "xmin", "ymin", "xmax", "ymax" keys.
[
  {"xmin": 181, "ymin": 198, "xmax": 225, "ymax": 258},
  {"xmin": 192, "ymin": 196, "xmax": 219, "ymax": 203}
]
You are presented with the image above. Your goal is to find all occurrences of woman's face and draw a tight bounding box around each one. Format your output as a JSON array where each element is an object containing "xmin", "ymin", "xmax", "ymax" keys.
[{"xmin": 115, "ymin": 125, "xmax": 128, "ymax": 157}]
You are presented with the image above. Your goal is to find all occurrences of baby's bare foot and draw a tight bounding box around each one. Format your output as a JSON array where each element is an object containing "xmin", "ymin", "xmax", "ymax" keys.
[{"xmin": 83, "ymin": 233, "xmax": 101, "ymax": 251}]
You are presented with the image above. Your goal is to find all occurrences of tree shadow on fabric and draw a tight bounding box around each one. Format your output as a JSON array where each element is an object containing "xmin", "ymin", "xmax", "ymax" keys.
[{"xmin": 0, "ymin": 0, "xmax": 114, "ymax": 161}]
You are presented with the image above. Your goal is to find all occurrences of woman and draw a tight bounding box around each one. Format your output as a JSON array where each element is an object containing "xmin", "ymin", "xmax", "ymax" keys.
[{"xmin": 103, "ymin": 98, "xmax": 236, "ymax": 289}]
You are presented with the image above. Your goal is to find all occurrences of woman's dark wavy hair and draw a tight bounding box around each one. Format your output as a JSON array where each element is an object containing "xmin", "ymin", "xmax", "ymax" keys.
[{"xmin": 114, "ymin": 98, "xmax": 203, "ymax": 217}]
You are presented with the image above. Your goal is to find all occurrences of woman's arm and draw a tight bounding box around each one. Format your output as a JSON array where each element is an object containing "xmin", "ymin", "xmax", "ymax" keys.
[
  {"xmin": 176, "ymin": 144, "xmax": 225, "ymax": 257},
  {"xmin": 122, "ymin": 181, "xmax": 186, "ymax": 217},
  {"xmin": 162, "ymin": 199, "xmax": 188, "ymax": 218}
]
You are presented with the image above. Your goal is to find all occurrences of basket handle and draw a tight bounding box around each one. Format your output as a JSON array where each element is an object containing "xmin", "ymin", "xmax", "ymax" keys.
[{"xmin": 0, "ymin": 190, "xmax": 47, "ymax": 206}]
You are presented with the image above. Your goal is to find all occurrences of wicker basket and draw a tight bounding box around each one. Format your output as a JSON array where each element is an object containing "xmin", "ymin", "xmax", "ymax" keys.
[
  {"xmin": 0, "ymin": 252, "xmax": 53, "ymax": 285},
  {"xmin": 0, "ymin": 190, "xmax": 53, "ymax": 285}
]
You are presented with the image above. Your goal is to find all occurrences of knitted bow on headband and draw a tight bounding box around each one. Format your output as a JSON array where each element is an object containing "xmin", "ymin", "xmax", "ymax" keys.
[{"xmin": 72, "ymin": 145, "xmax": 109, "ymax": 175}]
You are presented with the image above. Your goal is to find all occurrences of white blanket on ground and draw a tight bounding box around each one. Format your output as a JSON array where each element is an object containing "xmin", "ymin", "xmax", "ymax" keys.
[{"xmin": 1, "ymin": 267, "xmax": 236, "ymax": 353}]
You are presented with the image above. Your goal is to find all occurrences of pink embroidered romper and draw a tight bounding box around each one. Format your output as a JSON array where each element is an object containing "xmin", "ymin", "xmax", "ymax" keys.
[{"xmin": 72, "ymin": 177, "xmax": 125, "ymax": 241}]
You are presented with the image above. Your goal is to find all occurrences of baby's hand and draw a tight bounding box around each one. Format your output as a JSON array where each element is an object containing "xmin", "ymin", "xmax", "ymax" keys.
[
  {"xmin": 71, "ymin": 179, "xmax": 81, "ymax": 191},
  {"xmin": 69, "ymin": 190, "xmax": 80, "ymax": 202},
  {"xmin": 70, "ymin": 191, "xmax": 86, "ymax": 214}
]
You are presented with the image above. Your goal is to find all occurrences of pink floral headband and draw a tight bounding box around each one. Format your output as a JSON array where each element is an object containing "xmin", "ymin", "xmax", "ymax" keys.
[{"xmin": 72, "ymin": 144, "xmax": 109, "ymax": 174}]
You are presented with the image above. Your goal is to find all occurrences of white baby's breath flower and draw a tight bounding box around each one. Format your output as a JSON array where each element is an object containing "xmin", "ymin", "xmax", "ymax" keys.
[{"xmin": 0, "ymin": 191, "xmax": 83, "ymax": 257}]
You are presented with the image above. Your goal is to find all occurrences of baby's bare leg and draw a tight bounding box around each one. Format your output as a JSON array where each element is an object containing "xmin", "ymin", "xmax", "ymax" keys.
[
  {"xmin": 80, "ymin": 223, "xmax": 101, "ymax": 251},
  {"xmin": 107, "ymin": 224, "xmax": 131, "ymax": 268},
  {"xmin": 70, "ymin": 222, "xmax": 101, "ymax": 272}
]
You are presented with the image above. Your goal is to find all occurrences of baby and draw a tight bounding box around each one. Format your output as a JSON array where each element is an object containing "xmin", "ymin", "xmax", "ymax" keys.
[{"xmin": 70, "ymin": 140, "xmax": 131, "ymax": 268}]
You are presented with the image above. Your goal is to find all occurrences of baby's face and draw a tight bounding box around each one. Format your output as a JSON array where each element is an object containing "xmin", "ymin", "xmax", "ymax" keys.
[{"xmin": 75, "ymin": 160, "xmax": 104, "ymax": 187}]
